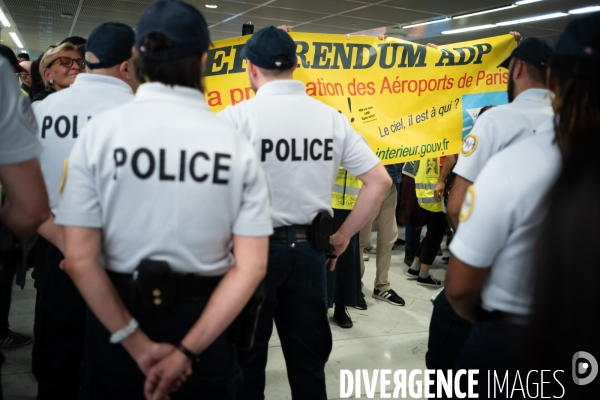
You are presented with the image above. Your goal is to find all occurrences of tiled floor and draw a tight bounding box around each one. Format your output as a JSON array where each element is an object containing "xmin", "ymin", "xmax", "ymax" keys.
[{"xmin": 1, "ymin": 229, "xmax": 448, "ymax": 399}]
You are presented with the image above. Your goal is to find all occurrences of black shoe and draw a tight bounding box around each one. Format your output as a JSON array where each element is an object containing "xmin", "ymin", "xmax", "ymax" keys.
[
  {"xmin": 353, "ymin": 295, "xmax": 368, "ymax": 310},
  {"xmin": 333, "ymin": 307, "xmax": 353, "ymax": 328},
  {"xmin": 395, "ymin": 238, "xmax": 406, "ymax": 245},
  {"xmin": 442, "ymin": 256, "xmax": 449, "ymax": 264},
  {"xmin": 405, "ymin": 268, "xmax": 419, "ymax": 280},
  {"xmin": 0, "ymin": 330, "xmax": 33, "ymax": 348},
  {"xmin": 372, "ymin": 289, "xmax": 405, "ymax": 306},
  {"xmin": 403, "ymin": 256, "xmax": 414, "ymax": 267},
  {"xmin": 417, "ymin": 275, "xmax": 444, "ymax": 288}
]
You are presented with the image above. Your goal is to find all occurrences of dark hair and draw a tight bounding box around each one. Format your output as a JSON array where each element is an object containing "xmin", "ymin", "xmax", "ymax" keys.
[
  {"xmin": 59, "ymin": 36, "xmax": 86, "ymax": 57},
  {"xmin": 28, "ymin": 54, "xmax": 46, "ymax": 100},
  {"xmin": 134, "ymin": 33, "xmax": 203, "ymax": 91},
  {"xmin": 527, "ymin": 136, "xmax": 600, "ymax": 397},
  {"xmin": 479, "ymin": 105, "xmax": 495, "ymax": 115},
  {"xmin": 17, "ymin": 52, "xmax": 30, "ymax": 61},
  {"xmin": 548, "ymin": 54, "xmax": 600, "ymax": 152},
  {"xmin": 525, "ymin": 61, "xmax": 545, "ymax": 84},
  {"xmin": 258, "ymin": 55, "xmax": 294, "ymax": 78}
]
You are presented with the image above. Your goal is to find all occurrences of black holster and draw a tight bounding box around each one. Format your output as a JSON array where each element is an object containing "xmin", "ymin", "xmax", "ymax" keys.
[
  {"xmin": 230, "ymin": 280, "xmax": 266, "ymax": 352},
  {"xmin": 309, "ymin": 211, "xmax": 333, "ymax": 251},
  {"xmin": 130, "ymin": 259, "xmax": 177, "ymax": 318}
]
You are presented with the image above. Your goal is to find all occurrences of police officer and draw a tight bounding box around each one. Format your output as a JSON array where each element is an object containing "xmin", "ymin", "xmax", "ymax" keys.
[
  {"xmin": 446, "ymin": 13, "xmax": 600, "ymax": 397},
  {"xmin": 219, "ymin": 26, "xmax": 391, "ymax": 399},
  {"xmin": 56, "ymin": 1, "xmax": 272, "ymax": 399},
  {"xmin": 447, "ymin": 36, "xmax": 556, "ymax": 230},
  {"xmin": 425, "ymin": 36, "xmax": 556, "ymax": 376},
  {"xmin": 0, "ymin": 55, "xmax": 49, "ymax": 400},
  {"xmin": 32, "ymin": 22, "xmax": 138, "ymax": 399}
]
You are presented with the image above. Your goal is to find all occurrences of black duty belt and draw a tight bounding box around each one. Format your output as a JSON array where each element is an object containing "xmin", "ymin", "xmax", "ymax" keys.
[
  {"xmin": 107, "ymin": 269, "xmax": 222, "ymax": 296},
  {"xmin": 478, "ymin": 309, "xmax": 530, "ymax": 327},
  {"xmin": 270, "ymin": 225, "xmax": 310, "ymax": 243}
]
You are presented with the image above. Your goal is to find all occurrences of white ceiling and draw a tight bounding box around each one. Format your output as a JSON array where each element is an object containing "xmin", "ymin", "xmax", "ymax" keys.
[{"xmin": 0, "ymin": 0, "xmax": 597, "ymax": 58}]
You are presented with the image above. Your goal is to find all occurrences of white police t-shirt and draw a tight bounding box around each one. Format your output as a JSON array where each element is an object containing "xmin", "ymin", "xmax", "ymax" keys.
[
  {"xmin": 35, "ymin": 73, "xmax": 134, "ymax": 213},
  {"xmin": 219, "ymin": 80, "xmax": 380, "ymax": 228},
  {"xmin": 55, "ymin": 83, "xmax": 273, "ymax": 276},
  {"xmin": 454, "ymin": 88, "xmax": 553, "ymax": 183},
  {"xmin": 449, "ymin": 118, "xmax": 560, "ymax": 315},
  {"xmin": 0, "ymin": 57, "xmax": 40, "ymax": 164}
]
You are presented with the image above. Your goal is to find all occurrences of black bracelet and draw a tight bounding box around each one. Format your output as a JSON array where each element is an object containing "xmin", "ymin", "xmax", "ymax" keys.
[{"xmin": 177, "ymin": 344, "xmax": 201, "ymax": 363}]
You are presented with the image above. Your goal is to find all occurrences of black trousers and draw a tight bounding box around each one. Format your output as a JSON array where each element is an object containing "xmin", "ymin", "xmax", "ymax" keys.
[
  {"xmin": 415, "ymin": 209, "xmax": 447, "ymax": 265},
  {"xmin": 426, "ymin": 289, "xmax": 472, "ymax": 392},
  {"xmin": 83, "ymin": 276, "xmax": 241, "ymax": 399},
  {"xmin": 0, "ymin": 259, "xmax": 16, "ymax": 337},
  {"xmin": 32, "ymin": 245, "xmax": 86, "ymax": 400},
  {"xmin": 327, "ymin": 209, "xmax": 361, "ymax": 308},
  {"xmin": 238, "ymin": 227, "xmax": 332, "ymax": 400},
  {"xmin": 454, "ymin": 319, "xmax": 528, "ymax": 399}
]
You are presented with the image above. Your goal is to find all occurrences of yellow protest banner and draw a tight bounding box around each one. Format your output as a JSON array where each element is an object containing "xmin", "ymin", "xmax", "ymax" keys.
[{"xmin": 204, "ymin": 33, "xmax": 516, "ymax": 164}]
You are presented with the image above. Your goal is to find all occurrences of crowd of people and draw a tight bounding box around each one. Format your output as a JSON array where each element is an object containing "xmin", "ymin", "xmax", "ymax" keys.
[{"xmin": 0, "ymin": 0, "xmax": 599, "ymax": 399}]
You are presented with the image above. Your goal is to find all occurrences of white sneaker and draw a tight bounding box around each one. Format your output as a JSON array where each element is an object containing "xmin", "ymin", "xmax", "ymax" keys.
[{"xmin": 431, "ymin": 287, "xmax": 444, "ymax": 303}]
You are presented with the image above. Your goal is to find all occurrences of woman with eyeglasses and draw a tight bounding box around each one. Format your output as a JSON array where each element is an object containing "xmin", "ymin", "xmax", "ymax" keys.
[{"xmin": 32, "ymin": 43, "xmax": 84, "ymax": 108}]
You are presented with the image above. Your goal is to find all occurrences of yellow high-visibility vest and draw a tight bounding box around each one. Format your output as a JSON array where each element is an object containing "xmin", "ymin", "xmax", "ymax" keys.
[
  {"xmin": 331, "ymin": 169, "xmax": 362, "ymax": 210},
  {"xmin": 415, "ymin": 158, "xmax": 442, "ymax": 212}
]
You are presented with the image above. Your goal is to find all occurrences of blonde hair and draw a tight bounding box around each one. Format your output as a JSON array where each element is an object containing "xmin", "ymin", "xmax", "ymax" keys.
[{"xmin": 39, "ymin": 43, "xmax": 80, "ymax": 89}]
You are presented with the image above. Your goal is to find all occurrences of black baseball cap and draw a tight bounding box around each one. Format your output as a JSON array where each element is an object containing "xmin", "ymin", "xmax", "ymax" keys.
[
  {"xmin": 498, "ymin": 37, "xmax": 556, "ymax": 69},
  {"xmin": 555, "ymin": 11, "xmax": 600, "ymax": 61},
  {"xmin": 85, "ymin": 22, "xmax": 135, "ymax": 69},
  {"xmin": 240, "ymin": 26, "xmax": 296, "ymax": 70},
  {"xmin": 0, "ymin": 44, "xmax": 27, "ymax": 73},
  {"xmin": 135, "ymin": 0, "xmax": 211, "ymax": 61}
]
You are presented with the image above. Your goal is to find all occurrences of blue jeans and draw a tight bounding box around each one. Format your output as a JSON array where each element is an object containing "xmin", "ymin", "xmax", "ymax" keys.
[{"xmin": 238, "ymin": 227, "xmax": 332, "ymax": 400}]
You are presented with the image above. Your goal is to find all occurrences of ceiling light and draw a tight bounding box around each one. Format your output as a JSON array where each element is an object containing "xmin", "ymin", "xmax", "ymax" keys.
[
  {"xmin": 442, "ymin": 24, "xmax": 496, "ymax": 35},
  {"xmin": 497, "ymin": 12, "xmax": 568, "ymax": 26},
  {"xmin": 453, "ymin": 4, "xmax": 518, "ymax": 19},
  {"xmin": 61, "ymin": 13, "xmax": 73, "ymax": 18},
  {"xmin": 569, "ymin": 5, "xmax": 600, "ymax": 14},
  {"xmin": 9, "ymin": 32, "xmax": 23, "ymax": 48},
  {"xmin": 402, "ymin": 17, "xmax": 450, "ymax": 29},
  {"xmin": 515, "ymin": 0, "xmax": 544, "ymax": 5},
  {"xmin": 205, "ymin": 4, "xmax": 218, "ymax": 8},
  {"xmin": 0, "ymin": 7, "xmax": 11, "ymax": 28}
]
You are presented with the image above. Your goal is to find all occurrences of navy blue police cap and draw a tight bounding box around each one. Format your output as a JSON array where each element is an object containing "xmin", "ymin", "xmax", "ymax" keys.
[
  {"xmin": 240, "ymin": 26, "xmax": 296, "ymax": 70},
  {"xmin": 135, "ymin": 0, "xmax": 211, "ymax": 61},
  {"xmin": 555, "ymin": 11, "xmax": 600, "ymax": 61},
  {"xmin": 85, "ymin": 23, "xmax": 135, "ymax": 69},
  {"xmin": 498, "ymin": 36, "xmax": 555, "ymax": 70}
]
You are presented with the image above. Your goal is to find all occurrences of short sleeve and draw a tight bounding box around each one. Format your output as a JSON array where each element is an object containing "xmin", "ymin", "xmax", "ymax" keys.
[
  {"xmin": 449, "ymin": 156, "xmax": 514, "ymax": 268},
  {"xmin": 337, "ymin": 114, "xmax": 380, "ymax": 177},
  {"xmin": 0, "ymin": 60, "xmax": 41, "ymax": 165},
  {"xmin": 54, "ymin": 129, "xmax": 102, "ymax": 227},
  {"xmin": 232, "ymin": 140, "xmax": 273, "ymax": 237},
  {"xmin": 453, "ymin": 112, "xmax": 499, "ymax": 183}
]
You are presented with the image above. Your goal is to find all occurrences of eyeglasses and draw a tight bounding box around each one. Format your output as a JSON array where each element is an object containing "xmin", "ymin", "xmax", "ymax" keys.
[
  {"xmin": 51, "ymin": 56, "xmax": 85, "ymax": 70},
  {"xmin": 18, "ymin": 72, "xmax": 30, "ymax": 77}
]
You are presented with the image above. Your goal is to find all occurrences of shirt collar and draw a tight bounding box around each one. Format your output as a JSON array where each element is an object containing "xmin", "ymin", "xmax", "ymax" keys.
[
  {"xmin": 255, "ymin": 80, "xmax": 306, "ymax": 97},
  {"xmin": 73, "ymin": 73, "xmax": 133, "ymax": 94},
  {"xmin": 513, "ymin": 88, "xmax": 551, "ymax": 104},
  {"xmin": 135, "ymin": 82, "xmax": 209, "ymax": 110}
]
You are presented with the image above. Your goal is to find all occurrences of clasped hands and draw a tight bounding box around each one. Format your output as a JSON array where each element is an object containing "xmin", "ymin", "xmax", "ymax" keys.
[{"xmin": 128, "ymin": 334, "xmax": 193, "ymax": 400}]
